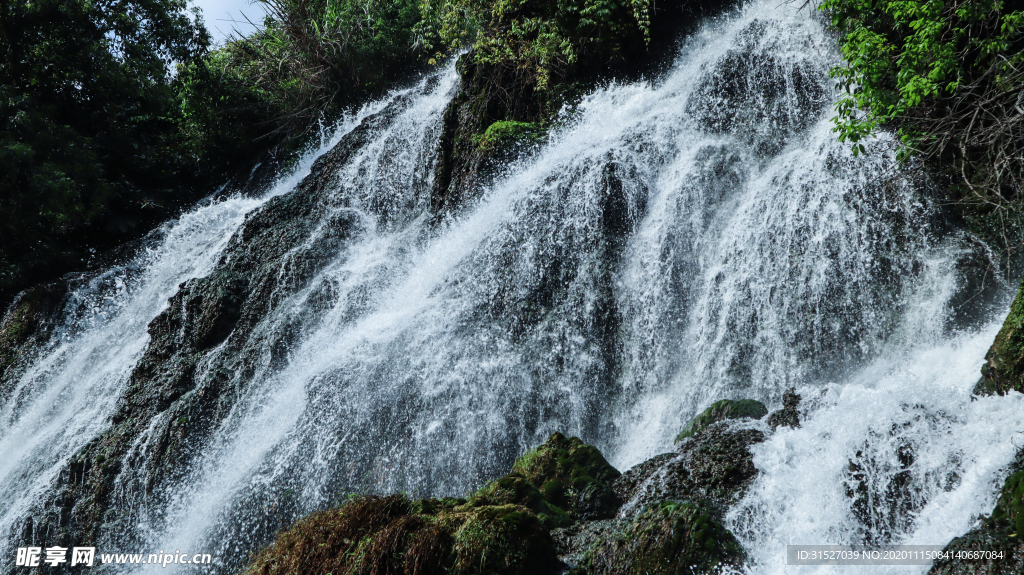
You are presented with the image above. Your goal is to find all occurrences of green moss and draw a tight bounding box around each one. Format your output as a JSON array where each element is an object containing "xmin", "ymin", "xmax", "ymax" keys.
[
  {"xmin": 675, "ymin": 399, "xmax": 768, "ymax": 442},
  {"xmin": 0, "ymin": 283, "xmax": 65, "ymax": 377},
  {"xmin": 577, "ymin": 501, "xmax": 744, "ymax": 575},
  {"xmin": 976, "ymin": 279, "xmax": 1024, "ymax": 395},
  {"xmin": 240, "ymin": 495, "xmax": 560, "ymax": 575},
  {"xmin": 472, "ymin": 432, "xmax": 620, "ymax": 525},
  {"xmin": 472, "ymin": 121, "xmax": 544, "ymax": 151},
  {"xmin": 988, "ymin": 452, "xmax": 1024, "ymax": 537}
]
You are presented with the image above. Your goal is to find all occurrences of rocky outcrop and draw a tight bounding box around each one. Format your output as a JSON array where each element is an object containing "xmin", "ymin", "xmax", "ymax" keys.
[
  {"xmin": 241, "ymin": 494, "xmax": 562, "ymax": 575},
  {"xmin": 929, "ymin": 450, "xmax": 1024, "ymax": 575},
  {"xmin": 11, "ymin": 103, "xmax": 407, "ymax": 554},
  {"xmin": 0, "ymin": 282, "xmax": 68, "ymax": 388},
  {"xmin": 565, "ymin": 501, "xmax": 745, "ymax": 575},
  {"xmin": 975, "ymin": 278, "xmax": 1024, "ymax": 396},
  {"xmin": 765, "ymin": 388, "xmax": 801, "ymax": 430},
  {"xmin": 550, "ymin": 398, "xmax": 774, "ymax": 574},
  {"xmin": 930, "ymin": 276, "xmax": 1024, "ymax": 573},
  {"xmin": 674, "ymin": 398, "xmax": 767, "ymax": 441},
  {"xmin": 469, "ymin": 432, "xmax": 622, "ymax": 527},
  {"xmin": 239, "ymin": 397, "xmax": 782, "ymax": 575}
]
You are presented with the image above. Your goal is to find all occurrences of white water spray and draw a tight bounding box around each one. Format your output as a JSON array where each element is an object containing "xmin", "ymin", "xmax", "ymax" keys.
[{"xmin": 0, "ymin": 3, "xmax": 1020, "ymax": 575}]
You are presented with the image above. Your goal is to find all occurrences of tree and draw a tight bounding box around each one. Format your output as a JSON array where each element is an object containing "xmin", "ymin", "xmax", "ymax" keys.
[{"xmin": 0, "ymin": 0, "xmax": 209, "ymax": 304}]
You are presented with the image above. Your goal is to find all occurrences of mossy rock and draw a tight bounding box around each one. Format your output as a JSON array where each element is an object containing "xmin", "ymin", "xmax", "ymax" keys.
[
  {"xmin": 975, "ymin": 278, "xmax": 1024, "ymax": 395},
  {"xmin": 928, "ymin": 451, "xmax": 1024, "ymax": 575},
  {"xmin": 0, "ymin": 281, "xmax": 67, "ymax": 380},
  {"xmin": 675, "ymin": 399, "xmax": 767, "ymax": 442},
  {"xmin": 473, "ymin": 121, "xmax": 544, "ymax": 152},
  {"xmin": 471, "ymin": 432, "xmax": 621, "ymax": 526},
  {"xmin": 988, "ymin": 451, "xmax": 1024, "ymax": 539},
  {"xmin": 616, "ymin": 423, "xmax": 765, "ymax": 517},
  {"xmin": 574, "ymin": 501, "xmax": 745, "ymax": 575},
  {"xmin": 241, "ymin": 494, "xmax": 562, "ymax": 575}
]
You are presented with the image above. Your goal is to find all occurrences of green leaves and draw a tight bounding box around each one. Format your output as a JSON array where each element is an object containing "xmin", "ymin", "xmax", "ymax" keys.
[
  {"xmin": 821, "ymin": 0, "xmax": 1024, "ymax": 161},
  {"xmin": 0, "ymin": 0, "xmax": 211, "ymax": 300},
  {"xmin": 418, "ymin": 0, "xmax": 651, "ymax": 91}
]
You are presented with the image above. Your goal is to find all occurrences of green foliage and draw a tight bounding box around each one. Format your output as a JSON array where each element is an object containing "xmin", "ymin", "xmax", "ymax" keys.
[
  {"xmin": 418, "ymin": 0, "xmax": 651, "ymax": 90},
  {"xmin": 174, "ymin": 50, "xmax": 283, "ymax": 174},
  {"xmin": 0, "ymin": 0, "xmax": 659, "ymax": 306},
  {"xmin": 472, "ymin": 120, "xmax": 543, "ymax": 150},
  {"xmin": 990, "ymin": 466, "xmax": 1024, "ymax": 537},
  {"xmin": 820, "ymin": 0, "xmax": 1024, "ymax": 188},
  {"xmin": 220, "ymin": 0, "xmax": 422, "ymax": 139},
  {"xmin": 0, "ymin": 0, "xmax": 209, "ymax": 302}
]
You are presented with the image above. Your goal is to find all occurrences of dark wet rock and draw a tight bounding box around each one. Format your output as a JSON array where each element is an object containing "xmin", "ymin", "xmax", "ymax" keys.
[
  {"xmin": 470, "ymin": 432, "xmax": 622, "ymax": 527},
  {"xmin": 429, "ymin": 55, "xmax": 567, "ymax": 215},
  {"xmin": 946, "ymin": 236, "xmax": 1004, "ymax": 334},
  {"xmin": 929, "ymin": 529, "xmax": 1024, "ymax": 575},
  {"xmin": 765, "ymin": 388, "xmax": 801, "ymax": 430},
  {"xmin": 13, "ymin": 105, "xmax": 388, "ymax": 552},
  {"xmin": 844, "ymin": 435, "xmax": 919, "ymax": 545},
  {"xmin": 566, "ymin": 500, "xmax": 745, "ymax": 575},
  {"xmin": 929, "ymin": 450, "xmax": 1024, "ymax": 575},
  {"xmin": 0, "ymin": 281, "xmax": 68, "ymax": 387},
  {"xmin": 675, "ymin": 398, "xmax": 768, "ymax": 442},
  {"xmin": 552, "ymin": 518, "xmax": 625, "ymax": 567},
  {"xmin": 684, "ymin": 19, "xmax": 830, "ymax": 156},
  {"xmin": 616, "ymin": 421, "xmax": 766, "ymax": 518},
  {"xmin": 241, "ymin": 494, "xmax": 563, "ymax": 575},
  {"xmin": 975, "ymin": 277, "xmax": 1024, "ymax": 396}
]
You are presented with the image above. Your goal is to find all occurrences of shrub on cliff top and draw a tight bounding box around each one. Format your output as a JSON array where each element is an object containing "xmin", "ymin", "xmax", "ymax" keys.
[
  {"xmin": 417, "ymin": 0, "xmax": 653, "ymax": 90},
  {"xmin": 821, "ymin": 0, "xmax": 1024, "ymax": 210}
]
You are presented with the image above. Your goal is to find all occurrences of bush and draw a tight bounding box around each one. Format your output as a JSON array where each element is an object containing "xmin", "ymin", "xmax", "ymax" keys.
[
  {"xmin": 822, "ymin": 0, "xmax": 1024, "ymax": 203},
  {"xmin": 0, "ymin": 0, "xmax": 210, "ymax": 304},
  {"xmin": 215, "ymin": 0, "xmax": 423, "ymax": 140}
]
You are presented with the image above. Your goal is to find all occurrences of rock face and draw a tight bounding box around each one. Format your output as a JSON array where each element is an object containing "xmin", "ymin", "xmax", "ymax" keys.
[
  {"xmin": 241, "ymin": 494, "xmax": 562, "ymax": 575},
  {"xmin": 674, "ymin": 398, "xmax": 768, "ymax": 441},
  {"xmin": 976, "ymin": 279, "xmax": 1024, "ymax": 395},
  {"xmin": 568, "ymin": 501, "xmax": 745, "ymax": 575},
  {"xmin": 11, "ymin": 104, "xmax": 406, "ymax": 553},
  {"xmin": 469, "ymin": 432, "xmax": 622, "ymax": 527},
  {"xmin": 240, "ymin": 401, "xmax": 778, "ymax": 575},
  {"xmin": 930, "ymin": 276, "xmax": 1024, "ymax": 574},
  {"xmin": 0, "ymin": 282, "xmax": 68, "ymax": 390},
  {"xmin": 618, "ymin": 423, "xmax": 766, "ymax": 517},
  {"xmin": 929, "ymin": 451, "xmax": 1024, "ymax": 575},
  {"xmin": 553, "ymin": 399, "xmax": 773, "ymax": 575},
  {"xmin": 765, "ymin": 388, "xmax": 801, "ymax": 430}
]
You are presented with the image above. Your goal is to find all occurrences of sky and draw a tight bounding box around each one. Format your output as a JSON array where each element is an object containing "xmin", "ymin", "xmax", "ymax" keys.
[{"xmin": 190, "ymin": 0, "xmax": 268, "ymax": 44}]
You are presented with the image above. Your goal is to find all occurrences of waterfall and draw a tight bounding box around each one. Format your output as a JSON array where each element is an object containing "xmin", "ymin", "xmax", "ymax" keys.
[{"xmin": 1, "ymin": 1, "xmax": 1022, "ymax": 574}]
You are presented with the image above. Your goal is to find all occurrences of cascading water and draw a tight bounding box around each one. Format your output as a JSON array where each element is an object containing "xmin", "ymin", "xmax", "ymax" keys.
[
  {"xmin": 1, "ymin": 1, "xmax": 1022, "ymax": 574},
  {"xmin": 0, "ymin": 86, "xmax": 398, "ymax": 564}
]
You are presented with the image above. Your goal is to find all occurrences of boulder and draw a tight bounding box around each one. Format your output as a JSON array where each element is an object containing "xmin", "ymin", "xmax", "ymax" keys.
[
  {"xmin": 928, "ymin": 450, "xmax": 1024, "ymax": 575},
  {"xmin": 675, "ymin": 398, "xmax": 768, "ymax": 442},
  {"xmin": 567, "ymin": 501, "xmax": 744, "ymax": 575},
  {"xmin": 470, "ymin": 432, "xmax": 622, "ymax": 527},
  {"xmin": 241, "ymin": 494, "xmax": 563, "ymax": 575}
]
